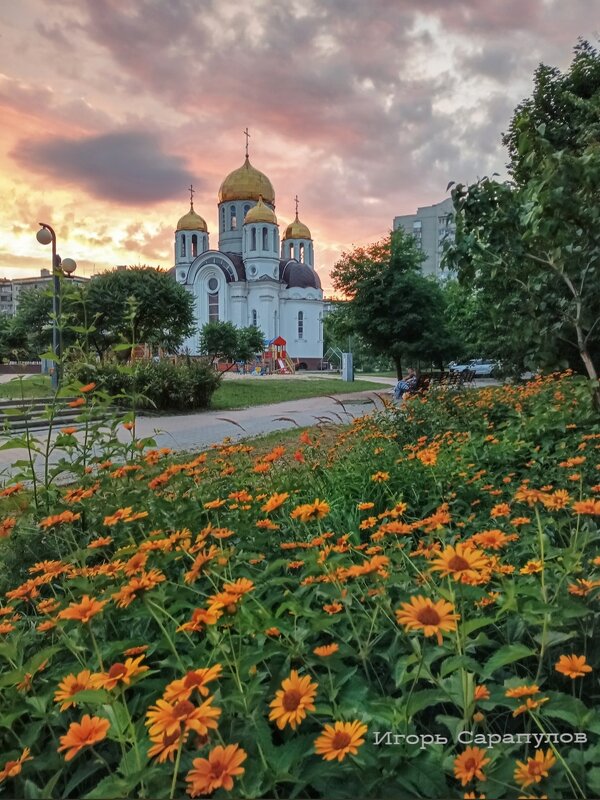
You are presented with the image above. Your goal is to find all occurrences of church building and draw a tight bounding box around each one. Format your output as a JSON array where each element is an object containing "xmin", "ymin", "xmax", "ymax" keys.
[{"xmin": 173, "ymin": 141, "xmax": 324, "ymax": 368}]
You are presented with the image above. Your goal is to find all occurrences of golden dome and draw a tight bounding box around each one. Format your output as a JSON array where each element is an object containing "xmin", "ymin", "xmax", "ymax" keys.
[
  {"xmin": 244, "ymin": 196, "xmax": 278, "ymax": 225},
  {"xmin": 283, "ymin": 213, "xmax": 311, "ymax": 240},
  {"xmin": 218, "ymin": 156, "xmax": 275, "ymax": 204},
  {"xmin": 176, "ymin": 204, "xmax": 207, "ymax": 232}
]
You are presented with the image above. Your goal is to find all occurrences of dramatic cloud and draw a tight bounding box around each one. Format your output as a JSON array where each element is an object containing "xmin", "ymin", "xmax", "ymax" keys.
[
  {"xmin": 0, "ymin": 0, "xmax": 596, "ymax": 286},
  {"xmin": 12, "ymin": 130, "xmax": 197, "ymax": 205}
]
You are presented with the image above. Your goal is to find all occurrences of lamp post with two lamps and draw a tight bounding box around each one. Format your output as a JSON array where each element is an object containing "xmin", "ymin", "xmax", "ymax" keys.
[{"xmin": 35, "ymin": 223, "xmax": 77, "ymax": 390}]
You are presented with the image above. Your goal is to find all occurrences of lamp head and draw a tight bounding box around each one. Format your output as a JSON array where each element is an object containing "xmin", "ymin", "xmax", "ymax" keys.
[
  {"xmin": 36, "ymin": 227, "xmax": 53, "ymax": 246},
  {"xmin": 61, "ymin": 258, "xmax": 77, "ymax": 276}
]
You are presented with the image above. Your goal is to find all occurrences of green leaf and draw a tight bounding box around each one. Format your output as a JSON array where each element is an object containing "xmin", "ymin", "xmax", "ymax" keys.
[{"xmin": 481, "ymin": 644, "xmax": 535, "ymax": 679}]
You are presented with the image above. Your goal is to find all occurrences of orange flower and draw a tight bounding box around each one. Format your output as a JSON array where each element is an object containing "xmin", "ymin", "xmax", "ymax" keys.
[
  {"xmin": 453, "ymin": 746, "xmax": 491, "ymax": 786},
  {"xmin": 148, "ymin": 729, "xmax": 188, "ymax": 763},
  {"xmin": 520, "ymin": 560, "xmax": 543, "ymax": 575},
  {"xmin": 256, "ymin": 519, "xmax": 280, "ymax": 530},
  {"xmin": 313, "ymin": 643, "xmax": 339, "ymax": 657},
  {"xmin": 89, "ymin": 536, "xmax": 113, "ymax": 549},
  {"xmin": 314, "ymin": 720, "xmax": 367, "ymax": 762},
  {"xmin": 323, "ymin": 602, "xmax": 343, "ymax": 615},
  {"xmin": 185, "ymin": 744, "xmax": 247, "ymax": 797},
  {"xmin": 39, "ymin": 510, "xmax": 81, "ymax": 529},
  {"xmin": 505, "ymin": 684, "xmax": 540, "ymax": 698},
  {"xmin": 163, "ymin": 665, "xmax": 223, "ymax": 703},
  {"xmin": 67, "ymin": 397, "xmax": 86, "ymax": 408},
  {"xmin": 203, "ymin": 498, "xmax": 226, "ymax": 509},
  {"xmin": 469, "ymin": 529, "xmax": 513, "ymax": 550},
  {"xmin": 54, "ymin": 670, "xmax": 95, "ymax": 710},
  {"xmin": 490, "ymin": 503, "xmax": 511, "ymax": 518},
  {"xmin": 58, "ymin": 595, "xmax": 108, "ymax": 624},
  {"xmin": 572, "ymin": 499, "xmax": 600, "ymax": 515},
  {"xmin": 357, "ymin": 502, "xmax": 375, "ymax": 511},
  {"xmin": 268, "ymin": 670, "xmax": 318, "ymax": 730},
  {"xmin": 0, "ymin": 483, "xmax": 23, "ymax": 497},
  {"xmin": 514, "ymin": 749, "xmax": 556, "ymax": 788},
  {"xmin": 145, "ymin": 697, "xmax": 221, "ymax": 739},
  {"xmin": 0, "ymin": 518, "xmax": 16, "ymax": 538},
  {"xmin": 290, "ymin": 499, "xmax": 330, "ymax": 522},
  {"xmin": 261, "ymin": 492, "xmax": 290, "ymax": 513},
  {"xmin": 60, "ymin": 426, "xmax": 78, "ymax": 436},
  {"xmin": 371, "ymin": 471, "xmax": 390, "ymax": 482},
  {"xmin": 92, "ymin": 656, "xmax": 149, "ymax": 691},
  {"xmin": 0, "ymin": 747, "xmax": 32, "ymax": 782},
  {"xmin": 555, "ymin": 654, "xmax": 592, "ymax": 678},
  {"xmin": 58, "ymin": 715, "xmax": 110, "ymax": 761},
  {"xmin": 265, "ymin": 627, "xmax": 281, "ymax": 636},
  {"xmin": 124, "ymin": 645, "xmax": 149, "ymax": 657},
  {"xmin": 80, "ymin": 382, "xmax": 96, "ymax": 393},
  {"xmin": 429, "ymin": 544, "xmax": 489, "ymax": 582},
  {"xmin": 473, "ymin": 685, "xmax": 490, "ymax": 702},
  {"xmin": 395, "ymin": 595, "xmax": 459, "ymax": 646},
  {"xmin": 512, "ymin": 696, "xmax": 549, "ymax": 716}
]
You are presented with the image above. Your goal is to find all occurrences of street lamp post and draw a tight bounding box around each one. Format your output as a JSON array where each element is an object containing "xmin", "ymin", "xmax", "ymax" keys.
[{"xmin": 36, "ymin": 223, "xmax": 77, "ymax": 390}]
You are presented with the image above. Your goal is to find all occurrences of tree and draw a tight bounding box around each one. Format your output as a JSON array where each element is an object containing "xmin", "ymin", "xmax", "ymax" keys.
[
  {"xmin": 6, "ymin": 267, "xmax": 196, "ymax": 361},
  {"xmin": 84, "ymin": 267, "xmax": 196, "ymax": 358},
  {"xmin": 446, "ymin": 40, "xmax": 600, "ymax": 401},
  {"xmin": 199, "ymin": 321, "xmax": 265, "ymax": 369},
  {"xmin": 331, "ymin": 229, "xmax": 459, "ymax": 377}
]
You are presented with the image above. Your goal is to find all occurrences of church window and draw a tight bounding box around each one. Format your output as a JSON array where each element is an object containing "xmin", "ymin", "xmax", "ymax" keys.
[
  {"xmin": 180, "ymin": 236, "xmax": 186, "ymax": 257},
  {"xmin": 251, "ymin": 227, "xmax": 257, "ymax": 251},
  {"xmin": 252, "ymin": 309, "xmax": 257, "ymax": 327},
  {"xmin": 221, "ymin": 207, "xmax": 225, "ymax": 230},
  {"xmin": 262, "ymin": 227, "xmax": 268, "ymax": 250},
  {"xmin": 299, "ymin": 242, "xmax": 305, "ymax": 262},
  {"xmin": 207, "ymin": 277, "xmax": 219, "ymax": 322},
  {"xmin": 272, "ymin": 229, "xmax": 277, "ymax": 251},
  {"xmin": 230, "ymin": 205, "xmax": 237, "ymax": 230},
  {"xmin": 297, "ymin": 310, "xmax": 304, "ymax": 339},
  {"xmin": 243, "ymin": 204, "xmax": 250, "ymax": 219},
  {"xmin": 191, "ymin": 234, "xmax": 198, "ymax": 258}
]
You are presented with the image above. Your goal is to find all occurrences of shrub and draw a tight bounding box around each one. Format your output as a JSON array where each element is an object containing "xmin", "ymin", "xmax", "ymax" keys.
[{"xmin": 66, "ymin": 359, "xmax": 221, "ymax": 411}]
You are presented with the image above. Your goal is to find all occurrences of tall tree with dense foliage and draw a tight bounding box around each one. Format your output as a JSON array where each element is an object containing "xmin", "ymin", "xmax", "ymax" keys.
[
  {"xmin": 4, "ymin": 267, "xmax": 196, "ymax": 360},
  {"xmin": 331, "ymin": 229, "xmax": 458, "ymax": 377},
  {"xmin": 199, "ymin": 321, "xmax": 265, "ymax": 368},
  {"xmin": 446, "ymin": 40, "xmax": 600, "ymax": 400}
]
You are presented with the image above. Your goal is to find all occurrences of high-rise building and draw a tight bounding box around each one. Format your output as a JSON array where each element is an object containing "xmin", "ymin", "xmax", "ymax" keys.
[{"xmin": 393, "ymin": 197, "xmax": 455, "ymax": 278}]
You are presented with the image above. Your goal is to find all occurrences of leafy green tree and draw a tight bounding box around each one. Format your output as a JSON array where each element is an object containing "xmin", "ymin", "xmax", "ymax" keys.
[
  {"xmin": 199, "ymin": 321, "xmax": 265, "ymax": 369},
  {"xmin": 6, "ymin": 268, "xmax": 196, "ymax": 361},
  {"xmin": 331, "ymin": 229, "xmax": 459, "ymax": 377},
  {"xmin": 446, "ymin": 40, "xmax": 600, "ymax": 400},
  {"xmin": 85, "ymin": 267, "xmax": 195, "ymax": 358}
]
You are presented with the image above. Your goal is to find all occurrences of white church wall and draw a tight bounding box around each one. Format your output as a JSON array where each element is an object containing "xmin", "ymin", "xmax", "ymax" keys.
[{"xmin": 279, "ymin": 296, "xmax": 323, "ymax": 360}]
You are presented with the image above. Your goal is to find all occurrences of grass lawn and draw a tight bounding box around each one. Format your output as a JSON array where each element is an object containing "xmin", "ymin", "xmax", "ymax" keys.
[
  {"xmin": 210, "ymin": 377, "xmax": 386, "ymax": 410},
  {"xmin": 0, "ymin": 374, "xmax": 51, "ymax": 400}
]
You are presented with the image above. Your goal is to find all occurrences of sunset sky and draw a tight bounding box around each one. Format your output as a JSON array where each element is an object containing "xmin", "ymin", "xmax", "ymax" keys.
[{"xmin": 0, "ymin": 0, "xmax": 595, "ymax": 293}]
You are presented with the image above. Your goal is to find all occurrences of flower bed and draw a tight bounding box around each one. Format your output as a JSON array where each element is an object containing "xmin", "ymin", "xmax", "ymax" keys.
[{"xmin": 0, "ymin": 372, "xmax": 599, "ymax": 798}]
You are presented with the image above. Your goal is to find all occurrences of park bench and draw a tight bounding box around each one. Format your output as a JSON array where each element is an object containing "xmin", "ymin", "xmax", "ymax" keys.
[{"xmin": 432, "ymin": 369, "xmax": 475, "ymax": 390}]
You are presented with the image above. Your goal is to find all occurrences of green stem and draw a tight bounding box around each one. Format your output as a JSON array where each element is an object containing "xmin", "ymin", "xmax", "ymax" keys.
[
  {"xmin": 169, "ymin": 735, "xmax": 184, "ymax": 800},
  {"xmin": 144, "ymin": 598, "xmax": 184, "ymax": 670}
]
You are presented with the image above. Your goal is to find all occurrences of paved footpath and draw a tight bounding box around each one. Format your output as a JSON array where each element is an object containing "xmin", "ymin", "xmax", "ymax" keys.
[{"xmin": 0, "ymin": 380, "xmax": 397, "ymax": 480}]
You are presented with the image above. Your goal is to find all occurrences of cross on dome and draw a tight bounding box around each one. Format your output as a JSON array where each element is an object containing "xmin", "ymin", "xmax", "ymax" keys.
[
  {"xmin": 189, "ymin": 183, "xmax": 195, "ymax": 210},
  {"xmin": 243, "ymin": 127, "xmax": 250, "ymax": 158}
]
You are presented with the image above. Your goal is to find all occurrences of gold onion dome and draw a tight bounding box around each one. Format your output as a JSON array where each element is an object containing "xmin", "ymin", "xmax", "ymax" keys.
[
  {"xmin": 176, "ymin": 204, "xmax": 207, "ymax": 231},
  {"xmin": 244, "ymin": 196, "xmax": 278, "ymax": 225},
  {"xmin": 283, "ymin": 213, "xmax": 311, "ymax": 240},
  {"xmin": 218, "ymin": 156, "xmax": 275, "ymax": 204}
]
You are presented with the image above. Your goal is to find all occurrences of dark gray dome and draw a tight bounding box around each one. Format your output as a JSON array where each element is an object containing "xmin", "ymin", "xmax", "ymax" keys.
[{"xmin": 279, "ymin": 259, "xmax": 321, "ymax": 289}]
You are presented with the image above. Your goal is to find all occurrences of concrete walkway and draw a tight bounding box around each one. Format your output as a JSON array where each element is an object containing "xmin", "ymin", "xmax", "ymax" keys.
[{"xmin": 0, "ymin": 381, "xmax": 396, "ymax": 480}]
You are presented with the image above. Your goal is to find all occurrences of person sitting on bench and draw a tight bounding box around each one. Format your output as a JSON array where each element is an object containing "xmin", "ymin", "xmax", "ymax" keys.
[{"xmin": 393, "ymin": 368, "xmax": 418, "ymax": 400}]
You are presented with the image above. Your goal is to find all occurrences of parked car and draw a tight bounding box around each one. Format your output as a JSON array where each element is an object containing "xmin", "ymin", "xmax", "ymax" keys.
[{"xmin": 448, "ymin": 359, "xmax": 498, "ymax": 377}]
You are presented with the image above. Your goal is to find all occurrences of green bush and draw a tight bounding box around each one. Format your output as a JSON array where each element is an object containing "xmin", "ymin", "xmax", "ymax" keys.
[{"xmin": 66, "ymin": 358, "xmax": 221, "ymax": 411}]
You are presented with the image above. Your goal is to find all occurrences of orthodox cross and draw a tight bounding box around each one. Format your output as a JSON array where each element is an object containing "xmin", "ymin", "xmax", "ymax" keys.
[
  {"xmin": 294, "ymin": 194, "xmax": 299, "ymax": 217},
  {"xmin": 243, "ymin": 127, "xmax": 250, "ymax": 157},
  {"xmin": 189, "ymin": 183, "xmax": 195, "ymax": 209}
]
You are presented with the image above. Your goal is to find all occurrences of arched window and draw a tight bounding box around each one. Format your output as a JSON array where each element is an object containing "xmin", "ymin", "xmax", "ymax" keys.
[
  {"xmin": 221, "ymin": 207, "xmax": 225, "ymax": 231},
  {"xmin": 297, "ymin": 310, "xmax": 304, "ymax": 339},
  {"xmin": 252, "ymin": 309, "xmax": 257, "ymax": 327},
  {"xmin": 191, "ymin": 234, "xmax": 198, "ymax": 258},
  {"xmin": 299, "ymin": 242, "xmax": 305, "ymax": 262},
  {"xmin": 180, "ymin": 236, "xmax": 186, "ymax": 257},
  {"xmin": 318, "ymin": 312, "xmax": 323, "ymax": 342},
  {"xmin": 207, "ymin": 277, "xmax": 219, "ymax": 322},
  {"xmin": 230, "ymin": 205, "xmax": 237, "ymax": 231},
  {"xmin": 262, "ymin": 227, "xmax": 268, "ymax": 250},
  {"xmin": 243, "ymin": 204, "xmax": 250, "ymax": 220},
  {"xmin": 251, "ymin": 227, "xmax": 257, "ymax": 251},
  {"xmin": 272, "ymin": 229, "xmax": 277, "ymax": 251}
]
